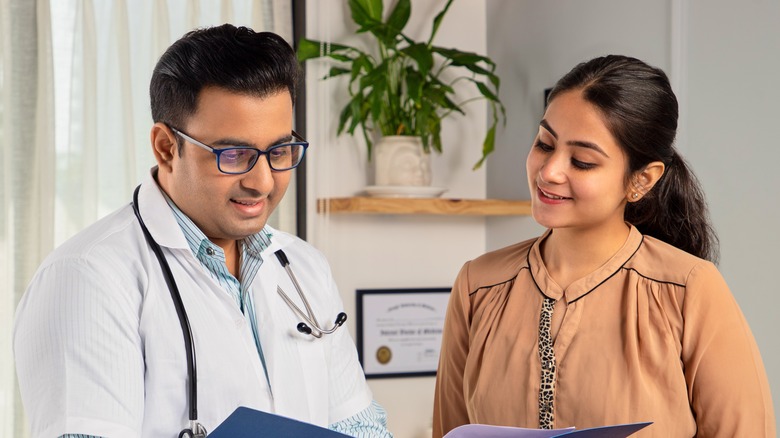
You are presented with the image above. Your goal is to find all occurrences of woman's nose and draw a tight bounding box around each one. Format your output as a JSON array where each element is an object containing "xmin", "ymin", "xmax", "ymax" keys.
[{"xmin": 539, "ymin": 154, "xmax": 567, "ymax": 184}]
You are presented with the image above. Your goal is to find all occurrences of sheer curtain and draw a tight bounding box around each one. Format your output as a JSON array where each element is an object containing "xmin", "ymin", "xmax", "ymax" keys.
[{"xmin": 0, "ymin": 1, "xmax": 292, "ymax": 435}]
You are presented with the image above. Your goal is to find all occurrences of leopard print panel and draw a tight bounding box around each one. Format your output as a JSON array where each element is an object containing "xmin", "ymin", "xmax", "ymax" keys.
[{"xmin": 538, "ymin": 297, "xmax": 557, "ymax": 429}]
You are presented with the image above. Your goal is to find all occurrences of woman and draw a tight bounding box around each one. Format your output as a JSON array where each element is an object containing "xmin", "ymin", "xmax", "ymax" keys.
[{"xmin": 433, "ymin": 55, "xmax": 775, "ymax": 437}]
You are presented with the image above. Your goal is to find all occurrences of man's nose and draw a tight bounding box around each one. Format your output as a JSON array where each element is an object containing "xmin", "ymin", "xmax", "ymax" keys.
[{"xmin": 241, "ymin": 155, "xmax": 275, "ymax": 193}]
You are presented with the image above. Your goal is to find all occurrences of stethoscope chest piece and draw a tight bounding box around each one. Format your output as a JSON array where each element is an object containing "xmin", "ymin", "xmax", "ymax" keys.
[
  {"xmin": 179, "ymin": 421, "xmax": 207, "ymax": 438},
  {"xmin": 273, "ymin": 250, "xmax": 347, "ymax": 338}
]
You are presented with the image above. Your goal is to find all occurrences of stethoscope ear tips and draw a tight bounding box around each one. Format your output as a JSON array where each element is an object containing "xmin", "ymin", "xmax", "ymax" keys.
[
  {"xmin": 297, "ymin": 322, "xmax": 313, "ymax": 335},
  {"xmin": 335, "ymin": 312, "xmax": 347, "ymax": 326}
]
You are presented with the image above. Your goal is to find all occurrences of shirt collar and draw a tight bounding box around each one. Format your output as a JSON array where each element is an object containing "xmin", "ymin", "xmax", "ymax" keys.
[{"xmin": 159, "ymin": 190, "xmax": 273, "ymax": 259}]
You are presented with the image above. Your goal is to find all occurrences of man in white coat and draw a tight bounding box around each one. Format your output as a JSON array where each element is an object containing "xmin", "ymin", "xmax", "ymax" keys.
[{"xmin": 14, "ymin": 24, "xmax": 392, "ymax": 438}]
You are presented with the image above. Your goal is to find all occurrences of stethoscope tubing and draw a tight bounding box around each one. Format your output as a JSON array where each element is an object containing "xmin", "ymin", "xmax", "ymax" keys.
[
  {"xmin": 131, "ymin": 184, "xmax": 346, "ymax": 436},
  {"xmin": 133, "ymin": 186, "xmax": 201, "ymax": 427}
]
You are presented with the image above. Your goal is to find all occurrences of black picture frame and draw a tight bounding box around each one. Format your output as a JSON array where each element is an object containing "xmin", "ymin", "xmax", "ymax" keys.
[{"xmin": 356, "ymin": 288, "xmax": 451, "ymax": 379}]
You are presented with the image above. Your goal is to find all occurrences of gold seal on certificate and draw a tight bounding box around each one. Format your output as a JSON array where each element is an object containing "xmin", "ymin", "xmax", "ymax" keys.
[{"xmin": 376, "ymin": 346, "xmax": 392, "ymax": 364}]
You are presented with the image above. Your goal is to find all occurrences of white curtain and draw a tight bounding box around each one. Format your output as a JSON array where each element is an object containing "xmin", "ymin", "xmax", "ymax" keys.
[{"xmin": 0, "ymin": 0, "xmax": 293, "ymax": 435}]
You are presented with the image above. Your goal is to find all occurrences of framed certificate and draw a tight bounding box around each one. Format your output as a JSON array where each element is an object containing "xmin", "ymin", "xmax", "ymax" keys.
[{"xmin": 356, "ymin": 288, "xmax": 451, "ymax": 378}]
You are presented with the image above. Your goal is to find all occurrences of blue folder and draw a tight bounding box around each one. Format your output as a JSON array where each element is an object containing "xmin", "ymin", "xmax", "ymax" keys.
[{"xmin": 209, "ymin": 407, "xmax": 351, "ymax": 437}]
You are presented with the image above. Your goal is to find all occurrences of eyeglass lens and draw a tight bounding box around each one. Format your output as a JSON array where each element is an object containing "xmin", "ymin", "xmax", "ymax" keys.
[{"xmin": 218, "ymin": 144, "xmax": 305, "ymax": 173}]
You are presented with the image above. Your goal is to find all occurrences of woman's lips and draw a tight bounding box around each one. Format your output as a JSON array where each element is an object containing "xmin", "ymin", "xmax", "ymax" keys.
[{"xmin": 537, "ymin": 187, "xmax": 571, "ymax": 204}]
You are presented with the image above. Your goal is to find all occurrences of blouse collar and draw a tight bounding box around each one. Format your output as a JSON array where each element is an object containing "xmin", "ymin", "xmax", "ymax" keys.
[{"xmin": 528, "ymin": 225, "xmax": 644, "ymax": 303}]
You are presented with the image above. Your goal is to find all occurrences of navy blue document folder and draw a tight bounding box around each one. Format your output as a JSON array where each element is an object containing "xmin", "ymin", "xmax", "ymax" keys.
[{"xmin": 208, "ymin": 407, "xmax": 351, "ymax": 437}]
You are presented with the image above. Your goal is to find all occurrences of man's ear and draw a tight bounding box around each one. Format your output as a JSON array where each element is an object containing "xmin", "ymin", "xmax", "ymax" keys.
[
  {"xmin": 627, "ymin": 161, "xmax": 665, "ymax": 202},
  {"xmin": 150, "ymin": 123, "xmax": 178, "ymax": 172}
]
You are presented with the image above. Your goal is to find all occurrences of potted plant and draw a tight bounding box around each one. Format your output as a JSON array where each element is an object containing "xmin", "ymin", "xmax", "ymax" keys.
[{"xmin": 297, "ymin": 0, "xmax": 505, "ymax": 187}]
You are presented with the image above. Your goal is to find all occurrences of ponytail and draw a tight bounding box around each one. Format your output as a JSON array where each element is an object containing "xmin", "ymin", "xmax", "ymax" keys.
[
  {"xmin": 548, "ymin": 55, "xmax": 719, "ymax": 262},
  {"xmin": 625, "ymin": 152, "xmax": 719, "ymax": 263}
]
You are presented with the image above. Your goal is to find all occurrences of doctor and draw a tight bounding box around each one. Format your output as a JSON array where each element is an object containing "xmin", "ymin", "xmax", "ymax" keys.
[{"xmin": 14, "ymin": 25, "xmax": 392, "ymax": 438}]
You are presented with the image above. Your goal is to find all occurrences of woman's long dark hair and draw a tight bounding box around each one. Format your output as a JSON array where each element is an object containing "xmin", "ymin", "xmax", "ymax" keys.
[{"xmin": 547, "ymin": 55, "xmax": 719, "ymax": 262}]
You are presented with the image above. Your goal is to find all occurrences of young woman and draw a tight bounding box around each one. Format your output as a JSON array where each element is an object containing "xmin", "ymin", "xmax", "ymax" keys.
[{"xmin": 433, "ymin": 55, "xmax": 775, "ymax": 437}]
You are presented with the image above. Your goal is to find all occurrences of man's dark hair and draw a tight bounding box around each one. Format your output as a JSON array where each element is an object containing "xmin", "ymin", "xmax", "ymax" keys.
[{"xmin": 150, "ymin": 24, "xmax": 300, "ymax": 132}]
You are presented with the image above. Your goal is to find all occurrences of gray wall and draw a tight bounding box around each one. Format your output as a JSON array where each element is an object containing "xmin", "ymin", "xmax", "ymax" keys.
[
  {"xmin": 685, "ymin": 0, "xmax": 780, "ymax": 423},
  {"xmin": 486, "ymin": 0, "xmax": 778, "ymax": 424}
]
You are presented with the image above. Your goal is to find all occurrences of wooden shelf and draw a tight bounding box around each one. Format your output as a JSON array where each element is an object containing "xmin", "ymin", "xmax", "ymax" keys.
[{"xmin": 317, "ymin": 197, "xmax": 532, "ymax": 216}]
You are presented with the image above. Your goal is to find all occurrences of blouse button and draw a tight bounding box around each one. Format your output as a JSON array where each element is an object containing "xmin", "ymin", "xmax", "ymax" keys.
[{"xmin": 205, "ymin": 247, "xmax": 215, "ymax": 256}]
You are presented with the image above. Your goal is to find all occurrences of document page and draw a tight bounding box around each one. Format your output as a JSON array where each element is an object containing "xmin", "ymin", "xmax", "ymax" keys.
[{"xmin": 444, "ymin": 422, "xmax": 651, "ymax": 438}]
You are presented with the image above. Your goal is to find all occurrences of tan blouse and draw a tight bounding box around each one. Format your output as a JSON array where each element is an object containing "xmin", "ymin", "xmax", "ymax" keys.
[{"xmin": 433, "ymin": 226, "xmax": 775, "ymax": 437}]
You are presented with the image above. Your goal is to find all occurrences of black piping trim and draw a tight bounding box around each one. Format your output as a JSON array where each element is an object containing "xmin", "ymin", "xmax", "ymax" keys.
[
  {"xmin": 569, "ymin": 235, "xmax": 646, "ymax": 304},
  {"xmin": 469, "ymin": 235, "xmax": 686, "ymax": 303},
  {"xmin": 468, "ymin": 267, "xmax": 528, "ymax": 297},
  {"xmin": 621, "ymin": 267, "xmax": 686, "ymax": 288},
  {"xmin": 468, "ymin": 239, "xmax": 536, "ymax": 297}
]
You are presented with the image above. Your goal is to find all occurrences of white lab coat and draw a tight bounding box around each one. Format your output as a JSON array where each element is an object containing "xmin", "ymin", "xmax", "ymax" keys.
[{"xmin": 14, "ymin": 173, "xmax": 372, "ymax": 438}]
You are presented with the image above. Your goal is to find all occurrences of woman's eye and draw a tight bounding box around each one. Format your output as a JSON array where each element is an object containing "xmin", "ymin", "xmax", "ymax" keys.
[
  {"xmin": 534, "ymin": 140, "xmax": 553, "ymax": 152},
  {"xmin": 572, "ymin": 158, "xmax": 596, "ymax": 170}
]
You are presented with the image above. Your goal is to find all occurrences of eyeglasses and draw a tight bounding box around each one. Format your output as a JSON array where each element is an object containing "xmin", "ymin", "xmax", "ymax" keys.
[{"xmin": 170, "ymin": 127, "xmax": 308, "ymax": 174}]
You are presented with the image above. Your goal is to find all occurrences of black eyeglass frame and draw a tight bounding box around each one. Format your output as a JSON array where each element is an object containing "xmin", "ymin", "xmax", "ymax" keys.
[{"xmin": 169, "ymin": 126, "xmax": 309, "ymax": 174}]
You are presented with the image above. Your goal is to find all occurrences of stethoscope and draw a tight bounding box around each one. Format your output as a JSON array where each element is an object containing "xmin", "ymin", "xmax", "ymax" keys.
[{"xmin": 131, "ymin": 185, "xmax": 347, "ymax": 437}]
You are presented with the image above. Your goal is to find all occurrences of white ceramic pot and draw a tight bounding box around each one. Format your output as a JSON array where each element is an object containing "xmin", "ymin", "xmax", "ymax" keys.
[{"xmin": 373, "ymin": 135, "xmax": 432, "ymax": 187}]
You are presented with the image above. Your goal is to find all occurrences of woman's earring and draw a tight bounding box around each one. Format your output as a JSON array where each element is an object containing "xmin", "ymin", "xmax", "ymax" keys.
[{"xmin": 632, "ymin": 193, "xmax": 639, "ymax": 199}]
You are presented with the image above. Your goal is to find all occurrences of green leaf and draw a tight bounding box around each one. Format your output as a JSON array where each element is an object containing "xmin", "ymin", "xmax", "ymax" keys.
[
  {"xmin": 386, "ymin": 0, "xmax": 411, "ymax": 37},
  {"xmin": 474, "ymin": 80, "xmax": 499, "ymax": 102},
  {"xmin": 487, "ymin": 72, "xmax": 500, "ymax": 89},
  {"xmin": 402, "ymin": 43, "xmax": 433, "ymax": 74},
  {"xmin": 405, "ymin": 68, "xmax": 423, "ymax": 103},
  {"xmin": 428, "ymin": 0, "xmax": 455, "ymax": 45},
  {"xmin": 325, "ymin": 67, "xmax": 351, "ymax": 80},
  {"xmin": 297, "ymin": 39, "xmax": 358, "ymax": 61},
  {"xmin": 348, "ymin": 0, "xmax": 383, "ymax": 28},
  {"xmin": 347, "ymin": 95, "xmax": 365, "ymax": 134},
  {"xmin": 297, "ymin": 38, "xmax": 322, "ymax": 61},
  {"xmin": 337, "ymin": 102, "xmax": 353, "ymax": 134},
  {"xmin": 432, "ymin": 46, "xmax": 494, "ymax": 67},
  {"xmin": 433, "ymin": 48, "xmax": 484, "ymax": 66},
  {"xmin": 324, "ymin": 53, "xmax": 348, "ymax": 63},
  {"xmin": 370, "ymin": 93, "xmax": 384, "ymax": 133},
  {"xmin": 473, "ymin": 125, "xmax": 496, "ymax": 170}
]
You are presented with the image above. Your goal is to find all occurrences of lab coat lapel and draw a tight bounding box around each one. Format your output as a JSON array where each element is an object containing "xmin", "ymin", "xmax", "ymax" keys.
[
  {"xmin": 137, "ymin": 171, "xmax": 189, "ymax": 250},
  {"xmin": 254, "ymin": 240, "xmax": 329, "ymax": 426}
]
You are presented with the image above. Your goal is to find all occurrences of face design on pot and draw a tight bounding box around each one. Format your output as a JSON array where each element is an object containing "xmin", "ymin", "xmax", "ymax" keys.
[
  {"xmin": 389, "ymin": 144, "xmax": 431, "ymax": 186},
  {"xmin": 375, "ymin": 139, "xmax": 432, "ymax": 186}
]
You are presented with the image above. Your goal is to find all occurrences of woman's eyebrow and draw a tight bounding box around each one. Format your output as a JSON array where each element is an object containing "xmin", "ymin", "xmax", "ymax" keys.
[
  {"xmin": 539, "ymin": 118, "xmax": 609, "ymax": 157},
  {"xmin": 540, "ymin": 119, "xmax": 557, "ymax": 138}
]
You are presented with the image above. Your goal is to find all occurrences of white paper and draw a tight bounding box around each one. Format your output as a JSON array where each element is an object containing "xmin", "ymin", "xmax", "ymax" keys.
[
  {"xmin": 443, "ymin": 422, "xmax": 652, "ymax": 438},
  {"xmin": 444, "ymin": 424, "xmax": 575, "ymax": 438}
]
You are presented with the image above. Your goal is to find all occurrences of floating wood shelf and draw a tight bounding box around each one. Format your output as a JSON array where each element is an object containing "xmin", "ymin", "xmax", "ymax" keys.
[{"xmin": 317, "ymin": 197, "xmax": 532, "ymax": 216}]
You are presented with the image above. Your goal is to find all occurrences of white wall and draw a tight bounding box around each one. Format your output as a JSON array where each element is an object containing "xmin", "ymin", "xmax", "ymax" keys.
[
  {"xmin": 485, "ymin": 0, "xmax": 779, "ymax": 426},
  {"xmin": 304, "ymin": 2, "xmax": 489, "ymax": 437}
]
